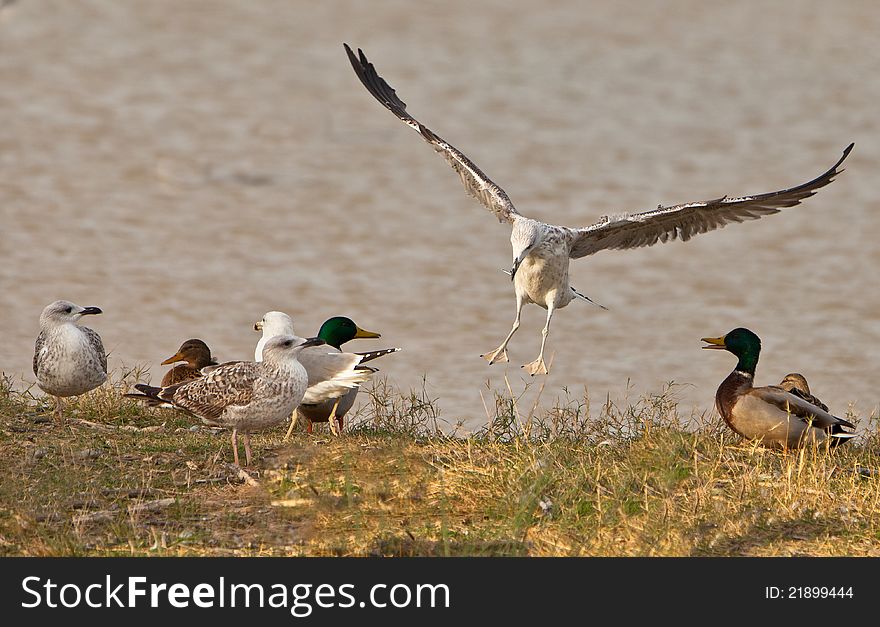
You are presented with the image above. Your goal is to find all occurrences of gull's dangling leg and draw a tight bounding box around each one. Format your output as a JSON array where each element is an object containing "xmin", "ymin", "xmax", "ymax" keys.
[
  {"xmin": 482, "ymin": 292, "xmax": 524, "ymax": 365},
  {"xmin": 284, "ymin": 408, "xmax": 300, "ymax": 441},
  {"xmin": 328, "ymin": 398, "xmax": 342, "ymax": 437},
  {"xmin": 54, "ymin": 396, "xmax": 64, "ymax": 426},
  {"xmin": 523, "ymin": 304, "xmax": 554, "ymax": 376},
  {"xmin": 243, "ymin": 432, "xmax": 253, "ymax": 467},
  {"xmin": 231, "ymin": 429, "xmax": 240, "ymax": 467}
]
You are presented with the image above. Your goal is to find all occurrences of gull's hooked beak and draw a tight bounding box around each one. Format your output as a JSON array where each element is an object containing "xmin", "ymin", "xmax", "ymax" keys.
[
  {"xmin": 79, "ymin": 306, "xmax": 102, "ymax": 316},
  {"xmin": 161, "ymin": 351, "xmax": 185, "ymax": 365},
  {"xmin": 701, "ymin": 335, "xmax": 727, "ymax": 350},
  {"xmin": 510, "ymin": 257, "xmax": 522, "ymax": 281},
  {"xmin": 298, "ymin": 337, "xmax": 325, "ymax": 349},
  {"xmin": 254, "ymin": 320, "xmax": 264, "ymax": 332},
  {"xmin": 353, "ymin": 325, "xmax": 381, "ymax": 339}
]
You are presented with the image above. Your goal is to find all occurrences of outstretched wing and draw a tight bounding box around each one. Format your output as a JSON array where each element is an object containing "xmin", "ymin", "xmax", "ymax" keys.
[
  {"xmin": 345, "ymin": 44, "xmax": 520, "ymax": 224},
  {"xmin": 569, "ymin": 143, "xmax": 853, "ymax": 258}
]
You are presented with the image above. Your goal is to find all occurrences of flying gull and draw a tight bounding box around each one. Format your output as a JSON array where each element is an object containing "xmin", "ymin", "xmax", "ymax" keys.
[
  {"xmin": 345, "ymin": 44, "xmax": 854, "ymax": 375},
  {"xmin": 127, "ymin": 336, "xmax": 357, "ymax": 466},
  {"xmin": 254, "ymin": 311, "xmax": 396, "ymax": 436},
  {"xmin": 33, "ymin": 300, "xmax": 107, "ymax": 424}
]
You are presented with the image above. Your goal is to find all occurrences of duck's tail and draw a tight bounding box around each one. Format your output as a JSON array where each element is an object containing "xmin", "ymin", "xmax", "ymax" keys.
[
  {"xmin": 828, "ymin": 423, "xmax": 857, "ymax": 447},
  {"xmin": 354, "ymin": 347, "xmax": 402, "ymax": 364}
]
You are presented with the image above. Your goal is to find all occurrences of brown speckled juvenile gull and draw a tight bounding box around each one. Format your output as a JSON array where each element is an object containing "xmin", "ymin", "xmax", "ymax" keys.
[
  {"xmin": 128, "ymin": 336, "xmax": 368, "ymax": 466},
  {"xmin": 33, "ymin": 300, "xmax": 107, "ymax": 425},
  {"xmin": 346, "ymin": 43, "xmax": 853, "ymax": 375}
]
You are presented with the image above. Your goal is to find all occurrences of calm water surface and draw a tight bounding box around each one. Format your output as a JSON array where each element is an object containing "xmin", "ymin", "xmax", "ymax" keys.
[{"xmin": 1, "ymin": 1, "xmax": 878, "ymax": 429}]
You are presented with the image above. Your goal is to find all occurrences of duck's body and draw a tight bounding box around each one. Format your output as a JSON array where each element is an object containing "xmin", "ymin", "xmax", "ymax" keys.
[
  {"xmin": 128, "ymin": 336, "xmax": 334, "ymax": 466},
  {"xmin": 254, "ymin": 312, "xmax": 398, "ymax": 435},
  {"xmin": 703, "ymin": 329, "xmax": 854, "ymax": 449},
  {"xmin": 295, "ymin": 319, "xmax": 400, "ymax": 434},
  {"xmin": 33, "ymin": 300, "xmax": 107, "ymax": 424},
  {"xmin": 346, "ymin": 43, "xmax": 853, "ymax": 375},
  {"xmin": 160, "ymin": 339, "xmax": 217, "ymax": 387}
]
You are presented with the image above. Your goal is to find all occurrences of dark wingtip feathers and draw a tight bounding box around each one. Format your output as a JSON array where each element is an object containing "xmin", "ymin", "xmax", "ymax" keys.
[{"xmin": 344, "ymin": 43, "xmax": 409, "ymax": 114}]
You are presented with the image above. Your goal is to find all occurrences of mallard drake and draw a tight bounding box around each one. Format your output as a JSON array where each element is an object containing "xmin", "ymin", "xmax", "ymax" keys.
[
  {"xmin": 702, "ymin": 328, "xmax": 854, "ymax": 449},
  {"xmin": 346, "ymin": 44, "xmax": 853, "ymax": 375},
  {"xmin": 778, "ymin": 373, "xmax": 829, "ymax": 412},
  {"xmin": 254, "ymin": 312, "xmax": 399, "ymax": 436},
  {"xmin": 160, "ymin": 339, "xmax": 218, "ymax": 387},
  {"xmin": 33, "ymin": 300, "xmax": 107, "ymax": 425},
  {"xmin": 292, "ymin": 316, "xmax": 400, "ymax": 437}
]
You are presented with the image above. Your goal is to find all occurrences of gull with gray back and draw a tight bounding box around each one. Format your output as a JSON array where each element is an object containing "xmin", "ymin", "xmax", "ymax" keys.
[{"xmin": 33, "ymin": 300, "xmax": 107, "ymax": 425}]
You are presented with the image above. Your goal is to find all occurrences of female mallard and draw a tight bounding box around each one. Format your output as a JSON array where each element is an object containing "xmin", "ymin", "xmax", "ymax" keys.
[
  {"xmin": 701, "ymin": 328, "xmax": 854, "ymax": 449},
  {"xmin": 160, "ymin": 339, "xmax": 218, "ymax": 387},
  {"xmin": 254, "ymin": 312, "xmax": 399, "ymax": 436},
  {"xmin": 778, "ymin": 373, "xmax": 829, "ymax": 412}
]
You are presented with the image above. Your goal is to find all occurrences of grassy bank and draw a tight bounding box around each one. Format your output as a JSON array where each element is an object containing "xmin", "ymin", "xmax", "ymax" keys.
[{"xmin": 1, "ymin": 371, "xmax": 878, "ymax": 556}]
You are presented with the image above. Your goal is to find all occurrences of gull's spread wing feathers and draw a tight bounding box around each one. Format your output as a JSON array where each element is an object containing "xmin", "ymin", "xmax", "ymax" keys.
[
  {"xmin": 345, "ymin": 44, "xmax": 519, "ymax": 224},
  {"xmin": 570, "ymin": 143, "xmax": 853, "ymax": 258}
]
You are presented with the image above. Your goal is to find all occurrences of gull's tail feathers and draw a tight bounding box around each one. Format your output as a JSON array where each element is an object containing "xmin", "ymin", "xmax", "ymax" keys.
[{"xmin": 571, "ymin": 287, "xmax": 608, "ymax": 310}]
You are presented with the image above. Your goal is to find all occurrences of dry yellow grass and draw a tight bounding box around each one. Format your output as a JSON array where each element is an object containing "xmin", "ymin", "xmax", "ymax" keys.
[{"xmin": 1, "ymin": 372, "xmax": 878, "ymax": 556}]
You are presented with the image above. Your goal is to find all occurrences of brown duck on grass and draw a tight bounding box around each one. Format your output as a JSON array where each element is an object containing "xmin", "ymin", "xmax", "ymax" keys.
[
  {"xmin": 160, "ymin": 338, "xmax": 218, "ymax": 387},
  {"xmin": 778, "ymin": 372, "xmax": 829, "ymax": 412},
  {"xmin": 701, "ymin": 328, "xmax": 854, "ymax": 449}
]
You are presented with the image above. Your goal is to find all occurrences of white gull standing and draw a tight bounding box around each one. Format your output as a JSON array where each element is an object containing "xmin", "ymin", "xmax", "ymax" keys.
[
  {"xmin": 253, "ymin": 311, "xmax": 380, "ymax": 436},
  {"xmin": 345, "ymin": 44, "xmax": 853, "ymax": 375},
  {"xmin": 127, "ymin": 336, "xmax": 352, "ymax": 466},
  {"xmin": 33, "ymin": 300, "xmax": 107, "ymax": 425}
]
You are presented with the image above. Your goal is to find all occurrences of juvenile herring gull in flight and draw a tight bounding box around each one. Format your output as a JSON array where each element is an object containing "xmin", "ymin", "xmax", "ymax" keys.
[
  {"xmin": 254, "ymin": 311, "xmax": 397, "ymax": 436},
  {"xmin": 127, "ymin": 336, "xmax": 358, "ymax": 466},
  {"xmin": 33, "ymin": 300, "xmax": 107, "ymax": 424},
  {"xmin": 345, "ymin": 43, "xmax": 854, "ymax": 375}
]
